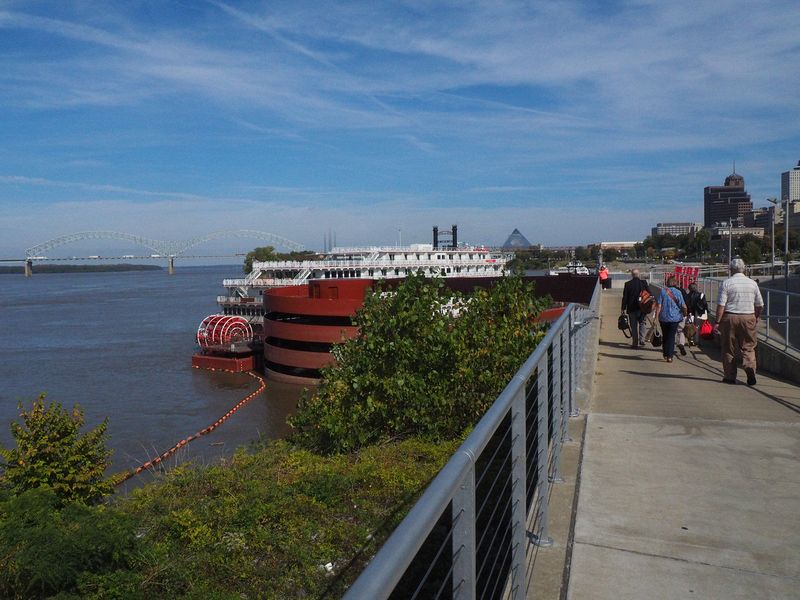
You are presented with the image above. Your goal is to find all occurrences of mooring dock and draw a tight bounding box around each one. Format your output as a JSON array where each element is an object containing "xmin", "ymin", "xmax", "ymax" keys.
[{"xmin": 565, "ymin": 287, "xmax": 800, "ymax": 599}]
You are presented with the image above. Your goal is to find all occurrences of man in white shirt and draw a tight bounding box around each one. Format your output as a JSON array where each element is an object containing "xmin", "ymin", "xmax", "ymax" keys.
[{"xmin": 714, "ymin": 258, "xmax": 764, "ymax": 385}]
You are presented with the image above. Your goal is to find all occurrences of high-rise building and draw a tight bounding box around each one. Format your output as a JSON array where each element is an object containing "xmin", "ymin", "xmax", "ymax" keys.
[
  {"xmin": 781, "ymin": 161, "xmax": 800, "ymax": 226},
  {"xmin": 704, "ymin": 170, "xmax": 753, "ymax": 228},
  {"xmin": 744, "ymin": 207, "xmax": 772, "ymax": 230}
]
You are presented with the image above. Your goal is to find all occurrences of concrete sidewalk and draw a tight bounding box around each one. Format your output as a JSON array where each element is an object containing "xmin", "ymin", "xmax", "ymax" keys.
[{"xmin": 567, "ymin": 288, "xmax": 800, "ymax": 600}]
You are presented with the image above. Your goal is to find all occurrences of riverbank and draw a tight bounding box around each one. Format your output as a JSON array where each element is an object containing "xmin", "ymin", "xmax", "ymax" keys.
[
  {"xmin": 0, "ymin": 436, "xmax": 459, "ymax": 599},
  {"xmin": 0, "ymin": 263, "xmax": 162, "ymax": 274}
]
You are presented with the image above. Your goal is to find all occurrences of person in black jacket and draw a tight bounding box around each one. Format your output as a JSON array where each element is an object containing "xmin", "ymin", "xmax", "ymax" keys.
[
  {"xmin": 621, "ymin": 269, "xmax": 651, "ymax": 348},
  {"xmin": 684, "ymin": 282, "xmax": 709, "ymax": 346}
]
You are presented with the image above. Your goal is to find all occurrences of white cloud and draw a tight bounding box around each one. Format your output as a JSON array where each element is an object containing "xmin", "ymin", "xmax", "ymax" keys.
[{"xmin": 0, "ymin": 1, "xmax": 797, "ymax": 250}]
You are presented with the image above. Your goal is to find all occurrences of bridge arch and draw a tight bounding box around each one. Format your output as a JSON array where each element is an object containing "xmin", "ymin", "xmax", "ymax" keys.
[
  {"xmin": 26, "ymin": 231, "xmax": 168, "ymax": 258},
  {"xmin": 174, "ymin": 230, "xmax": 304, "ymax": 255},
  {"xmin": 26, "ymin": 230, "xmax": 304, "ymax": 258}
]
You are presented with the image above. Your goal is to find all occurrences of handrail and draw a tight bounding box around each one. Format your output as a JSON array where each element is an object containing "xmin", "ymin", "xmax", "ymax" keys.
[
  {"xmin": 696, "ymin": 276, "xmax": 799, "ymax": 354},
  {"xmin": 344, "ymin": 280, "xmax": 601, "ymax": 599}
]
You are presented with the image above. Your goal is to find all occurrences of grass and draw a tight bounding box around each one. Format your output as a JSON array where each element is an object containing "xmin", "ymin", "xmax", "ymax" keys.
[{"xmin": 1, "ymin": 437, "xmax": 460, "ymax": 599}]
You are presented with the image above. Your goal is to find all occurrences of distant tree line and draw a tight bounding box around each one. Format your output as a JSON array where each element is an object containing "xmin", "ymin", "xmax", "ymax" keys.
[
  {"xmin": 0, "ymin": 264, "xmax": 162, "ymax": 275},
  {"xmin": 643, "ymin": 227, "xmax": 799, "ymax": 264},
  {"xmin": 242, "ymin": 246, "xmax": 320, "ymax": 274},
  {"xmin": 509, "ymin": 225, "xmax": 799, "ymax": 270}
]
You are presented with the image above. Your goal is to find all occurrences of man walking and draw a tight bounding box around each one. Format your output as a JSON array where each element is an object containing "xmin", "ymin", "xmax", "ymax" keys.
[
  {"xmin": 714, "ymin": 259, "xmax": 763, "ymax": 385},
  {"xmin": 621, "ymin": 269, "xmax": 650, "ymax": 348}
]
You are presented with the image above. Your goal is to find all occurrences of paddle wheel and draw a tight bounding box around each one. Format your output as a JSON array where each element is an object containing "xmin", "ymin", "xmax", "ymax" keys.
[
  {"xmin": 192, "ymin": 315, "xmax": 258, "ymax": 373},
  {"xmin": 196, "ymin": 314, "xmax": 253, "ymax": 350}
]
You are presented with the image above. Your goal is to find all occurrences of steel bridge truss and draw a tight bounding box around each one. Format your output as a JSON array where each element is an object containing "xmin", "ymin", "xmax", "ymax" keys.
[{"xmin": 25, "ymin": 230, "xmax": 304, "ymax": 258}]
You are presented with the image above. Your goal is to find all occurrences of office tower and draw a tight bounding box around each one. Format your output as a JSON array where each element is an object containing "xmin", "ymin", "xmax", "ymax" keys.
[{"xmin": 703, "ymin": 169, "xmax": 752, "ymax": 228}]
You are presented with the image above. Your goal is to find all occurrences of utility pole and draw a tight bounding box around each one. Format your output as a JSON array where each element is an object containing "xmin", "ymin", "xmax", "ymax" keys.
[
  {"xmin": 727, "ymin": 218, "xmax": 733, "ymax": 266},
  {"xmin": 784, "ymin": 198, "xmax": 796, "ymax": 292},
  {"xmin": 767, "ymin": 198, "xmax": 778, "ymax": 281}
]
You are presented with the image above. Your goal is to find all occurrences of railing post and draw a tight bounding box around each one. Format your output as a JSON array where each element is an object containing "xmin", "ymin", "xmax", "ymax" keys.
[
  {"xmin": 531, "ymin": 354, "xmax": 553, "ymax": 547},
  {"xmin": 549, "ymin": 333, "xmax": 564, "ymax": 483},
  {"xmin": 765, "ymin": 290, "xmax": 770, "ymax": 341},
  {"xmin": 560, "ymin": 325, "xmax": 573, "ymax": 442},
  {"xmin": 509, "ymin": 386, "xmax": 527, "ymax": 598},
  {"xmin": 569, "ymin": 308, "xmax": 579, "ymax": 418},
  {"xmin": 452, "ymin": 463, "xmax": 476, "ymax": 600},
  {"xmin": 785, "ymin": 294, "xmax": 790, "ymax": 352}
]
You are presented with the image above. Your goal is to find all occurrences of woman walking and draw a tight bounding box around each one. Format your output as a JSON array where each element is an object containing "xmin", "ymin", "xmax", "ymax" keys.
[
  {"xmin": 684, "ymin": 282, "xmax": 708, "ymax": 346},
  {"xmin": 655, "ymin": 275, "xmax": 687, "ymax": 362},
  {"xmin": 599, "ymin": 265, "xmax": 610, "ymax": 290}
]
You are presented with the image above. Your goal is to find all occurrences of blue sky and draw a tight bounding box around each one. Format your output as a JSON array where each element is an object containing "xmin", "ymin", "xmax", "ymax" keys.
[{"xmin": 1, "ymin": 0, "xmax": 799, "ymax": 258}]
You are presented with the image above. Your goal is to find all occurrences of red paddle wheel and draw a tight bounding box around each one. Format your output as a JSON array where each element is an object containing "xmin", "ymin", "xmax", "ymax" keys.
[
  {"xmin": 192, "ymin": 315, "xmax": 257, "ymax": 373},
  {"xmin": 196, "ymin": 314, "xmax": 253, "ymax": 350}
]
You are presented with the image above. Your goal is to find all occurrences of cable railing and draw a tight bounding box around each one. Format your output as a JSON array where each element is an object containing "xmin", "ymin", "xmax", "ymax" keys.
[
  {"xmin": 696, "ymin": 277, "xmax": 800, "ymax": 355},
  {"xmin": 343, "ymin": 280, "xmax": 600, "ymax": 599}
]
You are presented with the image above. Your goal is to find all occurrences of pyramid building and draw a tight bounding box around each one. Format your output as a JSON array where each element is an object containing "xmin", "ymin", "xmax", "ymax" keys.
[{"xmin": 502, "ymin": 228, "xmax": 532, "ymax": 249}]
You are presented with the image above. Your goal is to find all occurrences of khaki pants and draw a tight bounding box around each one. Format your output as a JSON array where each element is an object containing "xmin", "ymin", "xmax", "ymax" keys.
[{"xmin": 719, "ymin": 313, "xmax": 757, "ymax": 380}]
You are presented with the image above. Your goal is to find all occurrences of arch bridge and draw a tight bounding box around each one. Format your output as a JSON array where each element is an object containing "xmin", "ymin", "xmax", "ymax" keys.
[{"xmin": 23, "ymin": 230, "xmax": 304, "ymax": 276}]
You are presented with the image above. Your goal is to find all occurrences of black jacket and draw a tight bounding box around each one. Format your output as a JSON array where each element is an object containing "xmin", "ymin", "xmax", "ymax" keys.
[
  {"xmin": 622, "ymin": 278, "xmax": 650, "ymax": 312},
  {"xmin": 686, "ymin": 290, "xmax": 708, "ymax": 317}
]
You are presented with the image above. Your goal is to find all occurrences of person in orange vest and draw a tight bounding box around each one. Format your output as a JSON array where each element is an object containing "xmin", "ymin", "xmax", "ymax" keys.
[{"xmin": 598, "ymin": 265, "xmax": 610, "ymax": 290}]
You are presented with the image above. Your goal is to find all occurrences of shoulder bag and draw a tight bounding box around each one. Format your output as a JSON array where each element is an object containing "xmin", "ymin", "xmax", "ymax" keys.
[{"xmin": 664, "ymin": 286, "xmax": 687, "ymax": 317}]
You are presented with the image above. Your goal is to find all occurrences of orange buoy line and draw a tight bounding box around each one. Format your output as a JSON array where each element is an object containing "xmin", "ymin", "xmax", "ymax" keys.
[{"xmin": 116, "ymin": 372, "xmax": 266, "ymax": 485}]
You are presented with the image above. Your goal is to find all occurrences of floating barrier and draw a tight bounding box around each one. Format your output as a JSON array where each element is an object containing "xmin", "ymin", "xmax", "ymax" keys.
[{"xmin": 116, "ymin": 371, "xmax": 266, "ymax": 485}]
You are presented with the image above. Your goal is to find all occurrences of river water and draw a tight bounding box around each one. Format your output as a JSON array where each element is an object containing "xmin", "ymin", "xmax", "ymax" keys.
[{"xmin": 0, "ymin": 266, "xmax": 304, "ymax": 482}]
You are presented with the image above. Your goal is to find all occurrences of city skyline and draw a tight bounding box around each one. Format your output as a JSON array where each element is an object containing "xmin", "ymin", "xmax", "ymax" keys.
[{"xmin": 1, "ymin": 1, "xmax": 799, "ymax": 256}]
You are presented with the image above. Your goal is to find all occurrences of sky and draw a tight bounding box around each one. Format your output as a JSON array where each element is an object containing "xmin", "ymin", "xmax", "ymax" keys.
[{"xmin": 1, "ymin": 0, "xmax": 799, "ymax": 259}]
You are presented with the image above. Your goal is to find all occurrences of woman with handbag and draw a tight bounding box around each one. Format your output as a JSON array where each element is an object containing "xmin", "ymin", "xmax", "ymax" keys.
[{"xmin": 655, "ymin": 275, "xmax": 687, "ymax": 362}]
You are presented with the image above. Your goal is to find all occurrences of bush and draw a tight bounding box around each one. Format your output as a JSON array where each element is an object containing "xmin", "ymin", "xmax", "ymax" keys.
[
  {"xmin": 0, "ymin": 437, "xmax": 457, "ymax": 599},
  {"xmin": 290, "ymin": 274, "xmax": 549, "ymax": 453},
  {"xmin": 0, "ymin": 487, "xmax": 140, "ymax": 599},
  {"xmin": 115, "ymin": 438, "xmax": 459, "ymax": 598},
  {"xmin": 0, "ymin": 395, "xmax": 114, "ymax": 504}
]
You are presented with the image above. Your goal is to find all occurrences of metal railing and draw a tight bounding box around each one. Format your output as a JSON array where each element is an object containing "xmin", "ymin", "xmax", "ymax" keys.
[
  {"xmin": 696, "ymin": 277, "xmax": 800, "ymax": 354},
  {"xmin": 343, "ymin": 281, "xmax": 600, "ymax": 599}
]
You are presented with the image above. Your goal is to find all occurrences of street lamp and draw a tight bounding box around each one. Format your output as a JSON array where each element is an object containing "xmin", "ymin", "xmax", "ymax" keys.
[
  {"xmin": 784, "ymin": 198, "xmax": 797, "ymax": 292},
  {"xmin": 767, "ymin": 198, "xmax": 778, "ymax": 281}
]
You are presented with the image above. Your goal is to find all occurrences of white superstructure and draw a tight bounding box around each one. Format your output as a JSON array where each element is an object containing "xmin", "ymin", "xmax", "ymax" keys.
[{"xmin": 217, "ymin": 243, "xmax": 514, "ymax": 322}]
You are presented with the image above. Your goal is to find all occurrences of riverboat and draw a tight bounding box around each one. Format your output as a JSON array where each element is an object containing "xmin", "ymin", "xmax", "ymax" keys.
[
  {"xmin": 194, "ymin": 227, "xmax": 513, "ymax": 377},
  {"xmin": 548, "ymin": 260, "xmax": 591, "ymax": 276},
  {"xmin": 216, "ymin": 231, "xmax": 513, "ymax": 333}
]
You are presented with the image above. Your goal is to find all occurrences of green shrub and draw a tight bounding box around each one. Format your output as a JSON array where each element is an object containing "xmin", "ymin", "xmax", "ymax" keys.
[
  {"xmin": 290, "ymin": 274, "xmax": 549, "ymax": 452},
  {"xmin": 0, "ymin": 394, "xmax": 113, "ymax": 504},
  {"xmin": 115, "ymin": 438, "xmax": 458, "ymax": 599},
  {"xmin": 0, "ymin": 487, "xmax": 140, "ymax": 599}
]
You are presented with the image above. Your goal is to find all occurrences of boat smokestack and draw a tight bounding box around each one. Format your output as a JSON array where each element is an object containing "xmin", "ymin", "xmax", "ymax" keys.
[
  {"xmin": 451, "ymin": 225, "xmax": 457, "ymax": 249},
  {"xmin": 433, "ymin": 226, "xmax": 439, "ymax": 249}
]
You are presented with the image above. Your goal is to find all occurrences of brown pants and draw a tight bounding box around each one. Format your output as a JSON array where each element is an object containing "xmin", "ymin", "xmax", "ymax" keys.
[{"xmin": 719, "ymin": 313, "xmax": 757, "ymax": 380}]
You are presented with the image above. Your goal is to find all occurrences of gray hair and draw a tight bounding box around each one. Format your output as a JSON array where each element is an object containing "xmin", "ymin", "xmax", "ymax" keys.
[
  {"xmin": 729, "ymin": 258, "xmax": 746, "ymax": 274},
  {"xmin": 631, "ymin": 268, "xmax": 640, "ymax": 278}
]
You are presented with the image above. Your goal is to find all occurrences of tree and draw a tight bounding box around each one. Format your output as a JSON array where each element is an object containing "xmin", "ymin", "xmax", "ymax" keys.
[
  {"xmin": 741, "ymin": 241, "xmax": 763, "ymax": 265},
  {"xmin": 243, "ymin": 245, "xmax": 278, "ymax": 274},
  {"xmin": 603, "ymin": 247, "xmax": 620, "ymax": 262},
  {"xmin": 289, "ymin": 274, "xmax": 549, "ymax": 453},
  {"xmin": 0, "ymin": 395, "xmax": 113, "ymax": 504},
  {"xmin": 574, "ymin": 246, "xmax": 590, "ymax": 261},
  {"xmin": 734, "ymin": 234, "xmax": 763, "ymax": 264}
]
